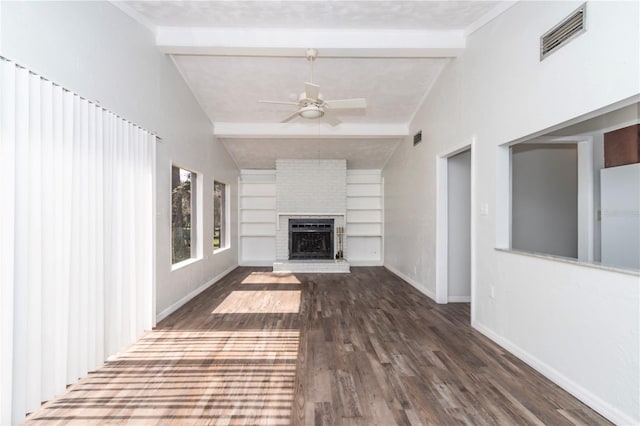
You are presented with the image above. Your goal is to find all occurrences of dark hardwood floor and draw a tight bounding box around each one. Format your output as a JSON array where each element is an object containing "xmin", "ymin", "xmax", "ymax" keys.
[{"xmin": 26, "ymin": 267, "xmax": 610, "ymax": 425}]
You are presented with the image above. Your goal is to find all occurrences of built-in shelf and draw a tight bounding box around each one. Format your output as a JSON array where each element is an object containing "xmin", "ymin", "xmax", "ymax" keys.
[
  {"xmin": 345, "ymin": 170, "xmax": 384, "ymax": 265},
  {"xmin": 240, "ymin": 171, "xmax": 278, "ymax": 265}
]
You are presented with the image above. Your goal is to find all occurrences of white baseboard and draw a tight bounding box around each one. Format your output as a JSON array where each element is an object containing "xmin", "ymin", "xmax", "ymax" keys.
[
  {"xmin": 156, "ymin": 264, "xmax": 238, "ymax": 323},
  {"xmin": 472, "ymin": 320, "xmax": 637, "ymax": 426},
  {"xmin": 447, "ymin": 296, "xmax": 471, "ymax": 303},
  {"xmin": 239, "ymin": 260, "xmax": 275, "ymax": 267},
  {"xmin": 240, "ymin": 260, "xmax": 383, "ymax": 267},
  {"xmin": 348, "ymin": 259, "xmax": 384, "ymax": 267},
  {"xmin": 384, "ymin": 264, "xmax": 436, "ymax": 302}
]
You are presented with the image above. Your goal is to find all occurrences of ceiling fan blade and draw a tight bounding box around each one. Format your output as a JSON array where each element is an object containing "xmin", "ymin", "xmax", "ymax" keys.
[
  {"xmin": 258, "ymin": 100, "xmax": 300, "ymax": 106},
  {"xmin": 281, "ymin": 110, "xmax": 300, "ymax": 123},
  {"xmin": 323, "ymin": 113, "xmax": 341, "ymax": 127},
  {"xmin": 325, "ymin": 98, "xmax": 367, "ymax": 110},
  {"xmin": 305, "ymin": 82, "xmax": 320, "ymax": 100}
]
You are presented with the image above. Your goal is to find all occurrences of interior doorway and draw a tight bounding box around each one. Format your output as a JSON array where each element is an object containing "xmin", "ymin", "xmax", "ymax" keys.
[
  {"xmin": 447, "ymin": 150, "xmax": 471, "ymax": 302},
  {"xmin": 436, "ymin": 143, "xmax": 473, "ymax": 305}
]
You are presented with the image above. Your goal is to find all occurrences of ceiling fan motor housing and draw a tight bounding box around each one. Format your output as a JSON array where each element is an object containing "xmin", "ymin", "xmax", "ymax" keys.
[{"xmin": 298, "ymin": 92, "xmax": 323, "ymax": 104}]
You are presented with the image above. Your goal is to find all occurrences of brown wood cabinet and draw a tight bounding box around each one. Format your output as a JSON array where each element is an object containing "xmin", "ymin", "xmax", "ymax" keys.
[{"xmin": 604, "ymin": 124, "xmax": 640, "ymax": 168}]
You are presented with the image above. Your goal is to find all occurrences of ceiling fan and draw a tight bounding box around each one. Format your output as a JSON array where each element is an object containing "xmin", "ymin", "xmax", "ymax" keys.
[{"xmin": 258, "ymin": 48, "xmax": 366, "ymax": 125}]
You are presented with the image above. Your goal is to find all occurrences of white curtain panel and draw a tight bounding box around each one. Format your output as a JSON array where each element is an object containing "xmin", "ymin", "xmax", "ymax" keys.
[{"xmin": 0, "ymin": 58, "xmax": 155, "ymax": 424}]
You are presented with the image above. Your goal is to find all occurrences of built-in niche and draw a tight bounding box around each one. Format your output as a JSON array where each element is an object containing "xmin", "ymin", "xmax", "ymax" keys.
[{"xmin": 505, "ymin": 101, "xmax": 640, "ymax": 271}]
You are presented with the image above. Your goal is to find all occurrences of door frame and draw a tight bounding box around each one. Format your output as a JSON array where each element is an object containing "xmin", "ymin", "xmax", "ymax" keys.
[{"xmin": 435, "ymin": 139, "xmax": 475, "ymax": 306}]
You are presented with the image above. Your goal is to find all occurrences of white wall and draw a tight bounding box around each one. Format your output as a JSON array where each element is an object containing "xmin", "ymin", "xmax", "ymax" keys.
[
  {"xmin": 384, "ymin": 1, "xmax": 639, "ymax": 423},
  {"xmin": 447, "ymin": 150, "xmax": 471, "ymax": 300},
  {"xmin": 0, "ymin": 1, "xmax": 239, "ymax": 321},
  {"xmin": 511, "ymin": 143, "xmax": 578, "ymax": 258}
]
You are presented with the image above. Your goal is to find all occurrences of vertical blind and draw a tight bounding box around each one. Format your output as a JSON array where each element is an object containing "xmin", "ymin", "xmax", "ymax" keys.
[{"xmin": 0, "ymin": 58, "xmax": 155, "ymax": 424}]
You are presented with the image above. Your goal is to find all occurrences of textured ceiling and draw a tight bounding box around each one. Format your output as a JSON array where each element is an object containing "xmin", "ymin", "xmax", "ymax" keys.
[
  {"xmin": 125, "ymin": 1, "xmax": 500, "ymax": 30},
  {"xmin": 221, "ymin": 138, "xmax": 402, "ymax": 170},
  {"xmin": 174, "ymin": 55, "xmax": 447, "ymax": 124},
  {"xmin": 117, "ymin": 1, "xmax": 509, "ymax": 169}
]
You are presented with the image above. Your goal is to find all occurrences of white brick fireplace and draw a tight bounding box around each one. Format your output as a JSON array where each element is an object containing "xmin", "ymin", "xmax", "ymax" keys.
[
  {"xmin": 275, "ymin": 159, "xmax": 347, "ymax": 261},
  {"xmin": 238, "ymin": 163, "xmax": 383, "ymax": 268}
]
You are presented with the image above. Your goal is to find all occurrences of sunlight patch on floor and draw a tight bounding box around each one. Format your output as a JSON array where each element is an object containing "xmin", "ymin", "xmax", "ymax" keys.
[
  {"xmin": 212, "ymin": 290, "xmax": 301, "ymax": 314},
  {"xmin": 27, "ymin": 329, "xmax": 300, "ymax": 425},
  {"xmin": 241, "ymin": 271, "xmax": 301, "ymax": 285}
]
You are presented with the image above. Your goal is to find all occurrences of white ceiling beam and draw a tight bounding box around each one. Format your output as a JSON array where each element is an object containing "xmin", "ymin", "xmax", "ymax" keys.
[
  {"xmin": 157, "ymin": 27, "xmax": 465, "ymax": 58},
  {"xmin": 214, "ymin": 122, "xmax": 409, "ymax": 139}
]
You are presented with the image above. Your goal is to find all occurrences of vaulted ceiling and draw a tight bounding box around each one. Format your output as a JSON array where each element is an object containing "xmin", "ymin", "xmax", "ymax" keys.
[{"xmin": 115, "ymin": 1, "xmax": 513, "ymax": 169}]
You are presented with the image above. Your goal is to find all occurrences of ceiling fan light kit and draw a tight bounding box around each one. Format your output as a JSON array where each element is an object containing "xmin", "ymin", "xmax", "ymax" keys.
[
  {"xmin": 299, "ymin": 105, "xmax": 324, "ymax": 119},
  {"xmin": 257, "ymin": 48, "xmax": 366, "ymax": 125}
]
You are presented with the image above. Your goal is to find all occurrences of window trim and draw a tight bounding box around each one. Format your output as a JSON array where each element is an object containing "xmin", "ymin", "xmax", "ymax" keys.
[
  {"xmin": 171, "ymin": 257, "xmax": 200, "ymax": 272},
  {"xmin": 213, "ymin": 179, "xmax": 230, "ymax": 253},
  {"xmin": 170, "ymin": 163, "xmax": 202, "ymax": 266}
]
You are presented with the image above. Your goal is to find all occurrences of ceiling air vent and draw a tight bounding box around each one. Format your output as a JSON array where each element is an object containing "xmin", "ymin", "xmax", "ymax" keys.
[{"xmin": 540, "ymin": 4, "xmax": 586, "ymax": 60}]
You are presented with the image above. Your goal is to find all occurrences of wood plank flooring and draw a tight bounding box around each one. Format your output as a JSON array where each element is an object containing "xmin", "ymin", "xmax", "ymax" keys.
[{"xmin": 26, "ymin": 267, "xmax": 611, "ymax": 425}]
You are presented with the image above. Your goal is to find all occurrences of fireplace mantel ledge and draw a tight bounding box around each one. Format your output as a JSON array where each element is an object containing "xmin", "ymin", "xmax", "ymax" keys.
[{"xmin": 276, "ymin": 212, "xmax": 345, "ymax": 230}]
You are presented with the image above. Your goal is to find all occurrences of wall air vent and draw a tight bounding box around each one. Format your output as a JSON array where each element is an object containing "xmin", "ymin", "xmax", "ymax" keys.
[
  {"xmin": 413, "ymin": 130, "xmax": 422, "ymax": 146},
  {"xmin": 540, "ymin": 4, "xmax": 586, "ymax": 60}
]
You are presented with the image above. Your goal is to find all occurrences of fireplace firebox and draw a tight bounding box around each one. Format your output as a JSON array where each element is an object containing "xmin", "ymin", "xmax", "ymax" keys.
[{"xmin": 289, "ymin": 219, "xmax": 334, "ymax": 260}]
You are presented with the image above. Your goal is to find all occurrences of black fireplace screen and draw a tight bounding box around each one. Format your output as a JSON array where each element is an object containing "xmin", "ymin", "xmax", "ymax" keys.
[{"xmin": 289, "ymin": 219, "xmax": 334, "ymax": 260}]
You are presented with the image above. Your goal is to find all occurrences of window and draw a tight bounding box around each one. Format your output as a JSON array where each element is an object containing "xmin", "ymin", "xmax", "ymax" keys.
[
  {"xmin": 214, "ymin": 180, "xmax": 228, "ymax": 250},
  {"xmin": 172, "ymin": 166, "xmax": 197, "ymax": 264}
]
